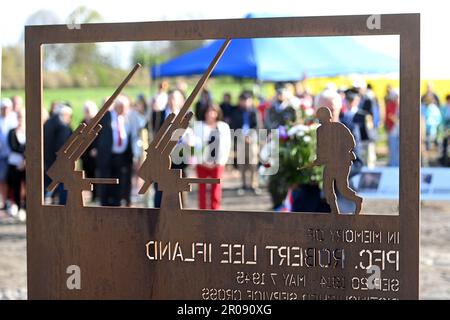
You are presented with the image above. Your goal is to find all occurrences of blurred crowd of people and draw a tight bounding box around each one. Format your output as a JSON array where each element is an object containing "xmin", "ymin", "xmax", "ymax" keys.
[
  {"xmin": 421, "ymin": 83, "xmax": 450, "ymax": 166},
  {"xmin": 1, "ymin": 78, "xmax": 450, "ymax": 215},
  {"xmin": 258, "ymin": 80, "xmax": 382, "ymax": 167},
  {"xmin": 40, "ymin": 79, "xmax": 386, "ymax": 210},
  {"xmin": 0, "ymin": 96, "xmax": 26, "ymax": 219},
  {"xmin": 43, "ymin": 95, "xmax": 145, "ymax": 207}
]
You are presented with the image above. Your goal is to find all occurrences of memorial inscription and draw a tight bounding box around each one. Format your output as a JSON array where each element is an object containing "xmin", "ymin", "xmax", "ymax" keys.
[{"xmin": 143, "ymin": 224, "xmax": 401, "ymax": 300}]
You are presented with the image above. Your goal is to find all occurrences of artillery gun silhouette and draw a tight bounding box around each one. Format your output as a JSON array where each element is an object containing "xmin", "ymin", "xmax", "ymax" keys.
[
  {"xmin": 46, "ymin": 64, "xmax": 141, "ymax": 207},
  {"xmin": 137, "ymin": 39, "xmax": 231, "ymax": 209}
]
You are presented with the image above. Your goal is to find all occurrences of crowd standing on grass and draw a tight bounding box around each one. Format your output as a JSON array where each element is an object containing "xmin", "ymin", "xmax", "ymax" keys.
[{"xmin": 1, "ymin": 79, "xmax": 450, "ymax": 217}]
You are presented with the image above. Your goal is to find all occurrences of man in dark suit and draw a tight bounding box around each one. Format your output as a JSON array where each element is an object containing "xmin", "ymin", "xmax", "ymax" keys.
[
  {"xmin": 150, "ymin": 89, "xmax": 189, "ymax": 208},
  {"xmin": 96, "ymin": 96, "xmax": 134, "ymax": 206},
  {"xmin": 43, "ymin": 104, "xmax": 73, "ymax": 205},
  {"xmin": 151, "ymin": 105, "xmax": 166, "ymax": 137},
  {"xmin": 230, "ymin": 91, "xmax": 261, "ymax": 195}
]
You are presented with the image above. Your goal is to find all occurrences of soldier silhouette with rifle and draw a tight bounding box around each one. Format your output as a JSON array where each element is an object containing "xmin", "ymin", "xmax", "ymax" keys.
[
  {"xmin": 305, "ymin": 106, "xmax": 363, "ymax": 214},
  {"xmin": 137, "ymin": 39, "xmax": 231, "ymax": 210},
  {"xmin": 46, "ymin": 64, "xmax": 141, "ymax": 208}
]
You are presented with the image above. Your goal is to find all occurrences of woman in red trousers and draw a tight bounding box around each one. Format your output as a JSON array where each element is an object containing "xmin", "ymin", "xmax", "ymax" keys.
[{"xmin": 193, "ymin": 104, "xmax": 231, "ymax": 210}]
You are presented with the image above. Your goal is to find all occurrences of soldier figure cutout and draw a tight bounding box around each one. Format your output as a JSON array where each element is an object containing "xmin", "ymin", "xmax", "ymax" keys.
[{"xmin": 313, "ymin": 107, "xmax": 363, "ymax": 215}]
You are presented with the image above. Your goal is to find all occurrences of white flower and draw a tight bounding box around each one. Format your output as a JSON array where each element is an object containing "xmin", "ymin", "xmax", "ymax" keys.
[
  {"xmin": 305, "ymin": 108, "xmax": 315, "ymax": 117},
  {"xmin": 287, "ymin": 124, "xmax": 310, "ymax": 137},
  {"xmin": 303, "ymin": 136, "xmax": 312, "ymax": 143}
]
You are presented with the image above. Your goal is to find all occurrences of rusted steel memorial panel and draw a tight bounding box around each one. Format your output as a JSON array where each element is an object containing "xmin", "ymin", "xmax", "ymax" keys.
[{"xmin": 25, "ymin": 14, "xmax": 420, "ymax": 299}]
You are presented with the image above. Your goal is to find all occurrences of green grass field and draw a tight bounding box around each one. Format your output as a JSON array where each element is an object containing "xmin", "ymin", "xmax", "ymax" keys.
[{"xmin": 2, "ymin": 87, "xmax": 150, "ymax": 126}]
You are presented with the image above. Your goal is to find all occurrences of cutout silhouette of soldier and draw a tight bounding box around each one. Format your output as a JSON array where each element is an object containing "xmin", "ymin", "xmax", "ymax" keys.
[
  {"xmin": 313, "ymin": 107, "xmax": 363, "ymax": 214},
  {"xmin": 46, "ymin": 64, "xmax": 141, "ymax": 208},
  {"xmin": 137, "ymin": 39, "xmax": 231, "ymax": 210}
]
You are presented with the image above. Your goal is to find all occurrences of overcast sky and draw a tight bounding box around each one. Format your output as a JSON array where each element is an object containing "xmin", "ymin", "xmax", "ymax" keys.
[{"xmin": 0, "ymin": 0, "xmax": 448, "ymax": 78}]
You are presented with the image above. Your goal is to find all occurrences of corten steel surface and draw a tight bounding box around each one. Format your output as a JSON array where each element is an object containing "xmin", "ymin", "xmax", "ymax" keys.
[{"xmin": 25, "ymin": 14, "xmax": 420, "ymax": 300}]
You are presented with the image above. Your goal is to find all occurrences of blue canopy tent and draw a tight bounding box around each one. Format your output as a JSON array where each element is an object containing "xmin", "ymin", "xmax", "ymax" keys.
[
  {"xmin": 148, "ymin": 15, "xmax": 399, "ymax": 213},
  {"xmin": 150, "ymin": 34, "xmax": 399, "ymax": 81}
]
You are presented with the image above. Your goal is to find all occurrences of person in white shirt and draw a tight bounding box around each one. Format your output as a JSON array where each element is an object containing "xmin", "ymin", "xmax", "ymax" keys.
[
  {"xmin": 193, "ymin": 104, "xmax": 231, "ymax": 210},
  {"xmin": 96, "ymin": 96, "xmax": 134, "ymax": 206},
  {"xmin": 441, "ymin": 94, "xmax": 450, "ymax": 165},
  {"xmin": 0, "ymin": 98, "xmax": 15, "ymax": 210},
  {"xmin": 150, "ymin": 81, "xmax": 169, "ymax": 112},
  {"xmin": 7, "ymin": 109, "xmax": 26, "ymax": 217}
]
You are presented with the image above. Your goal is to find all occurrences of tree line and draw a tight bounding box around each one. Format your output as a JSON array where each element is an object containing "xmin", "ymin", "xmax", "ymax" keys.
[{"xmin": 1, "ymin": 6, "xmax": 204, "ymax": 90}]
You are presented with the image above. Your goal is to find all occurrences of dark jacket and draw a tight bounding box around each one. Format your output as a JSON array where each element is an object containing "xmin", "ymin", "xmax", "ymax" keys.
[
  {"xmin": 43, "ymin": 114, "xmax": 72, "ymax": 170},
  {"xmin": 79, "ymin": 118, "xmax": 97, "ymax": 175},
  {"xmin": 8, "ymin": 128, "xmax": 25, "ymax": 156},
  {"xmin": 95, "ymin": 111, "xmax": 133, "ymax": 173},
  {"xmin": 220, "ymin": 102, "xmax": 234, "ymax": 125},
  {"xmin": 151, "ymin": 110, "xmax": 166, "ymax": 135},
  {"xmin": 229, "ymin": 107, "xmax": 260, "ymax": 131}
]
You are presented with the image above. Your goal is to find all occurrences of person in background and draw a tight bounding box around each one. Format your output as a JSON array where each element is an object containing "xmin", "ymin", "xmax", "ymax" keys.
[
  {"xmin": 295, "ymin": 81, "xmax": 315, "ymax": 120},
  {"xmin": 364, "ymin": 84, "xmax": 381, "ymax": 128},
  {"xmin": 256, "ymin": 95, "xmax": 270, "ymax": 125},
  {"xmin": 338, "ymin": 87, "xmax": 349, "ymax": 113},
  {"xmin": 151, "ymin": 97, "xmax": 166, "ymax": 138},
  {"xmin": 153, "ymin": 89, "xmax": 193, "ymax": 208},
  {"xmin": 440, "ymin": 94, "xmax": 450, "ymax": 166},
  {"xmin": 0, "ymin": 98, "xmax": 14, "ymax": 211},
  {"xmin": 11, "ymin": 96, "xmax": 23, "ymax": 112},
  {"xmin": 175, "ymin": 79, "xmax": 188, "ymax": 94},
  {"xmin": 195, "ymin": 89, "xmax": 213, "ymax": 121},
  {"xmin": 265, "ymin": 86, "xmax": 297, "ymax": 130},
  {"xmin": 151, "ymin": 81, "xmax": 169, "ymax": 112},
  {"xmin": 341, "ymin": 92, "xmax": 364, "ymax": 162},
  {"xmin": 194, "ymin": 104, "xmax": 231, "ymax": 210},
  {"xmin": 421, "ymin": 101, "xmax": 442, "ymax": 151},
  {"xmin": 0, "ymin": 95, "xmax": 22, "ymax": 133},
  {"xmin": 128, "ymin": 95, "xmax": 147, "ymax": 163},
  {"xmin": 354, "ymin": 81, "xmax": 378, "ymax": 168},
  {"xmin": 96, "ymin": 96, "xmax": 134, "ymax": 206},
  {"xmin": 80, "ymin": 101, "xmax": 99, "ymax": 203},
  {"xmin": 384, "ymin": 86, "xmax": 400, "ymax": 166},
  {"xmin": 284, "ymin": 83, "xmax": 301, "ymax": 110},
  {"xmin": 7, "ymin": 109, "xmax": 26, "ymax": 219},
  {"xmin": 11, "ymin": 97, "xmax": 24, "ymax": 213},
  {"xmin": 421, "ymin": 82, "xmax": 441, "ymax": 107},
  {"xmin": 8, "ymin": 96, "xmax": 23, "ymax": 127},
  {"xmin": 150, "ymin": 83, "xmax": 170, "ymax": 144},
  {"xmin": 129, "ymin": 94, "xmax": 149, "ymax": 202},
  {"xmin": 140, "ymin": 95, "xmax": 153, "ymax": 134},
  {"xmin": 43, "ymin": 104, "xmax": 73, "ymax": 205},
  {"xmin": 230, "ymin": 91, "xmax": 261, "ymax": 195},
  {"xmin": 136, "ymin": 94, "xmax": 149, "ymax": 121},
  {"xmin": 49, "ymin": 101, "xmax": 59, "ymax": 117},
  {"xmin": 134, "ymin": 94, "xmax": 149, "ymax": 123},
  {"xmin": 219, "ymin": 92, "xmax": 234, "ymax": 125}
]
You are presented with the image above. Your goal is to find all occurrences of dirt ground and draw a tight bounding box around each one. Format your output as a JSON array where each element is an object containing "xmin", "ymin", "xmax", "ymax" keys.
[{"xmin": 1, "ymin": 170, "xmax": 449, "ymax": 300}]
